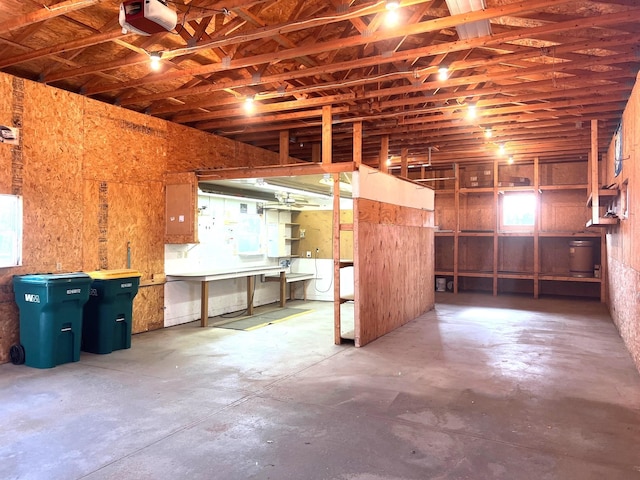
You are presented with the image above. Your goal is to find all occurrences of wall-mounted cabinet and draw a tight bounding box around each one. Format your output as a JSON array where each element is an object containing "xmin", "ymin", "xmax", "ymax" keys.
[
  {"xmin": 432, "ymin": 158, "xmax": 606, "ymax": 301},
  {"xmin": 165, "ymin": 172, "xmax": 198, "ymax": 244}
]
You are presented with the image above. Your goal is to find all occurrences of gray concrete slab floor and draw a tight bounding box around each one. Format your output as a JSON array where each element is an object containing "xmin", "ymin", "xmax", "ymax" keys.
[{"xmin": 1, "ymin": 294, "xmax": 639, "ymax": 480}]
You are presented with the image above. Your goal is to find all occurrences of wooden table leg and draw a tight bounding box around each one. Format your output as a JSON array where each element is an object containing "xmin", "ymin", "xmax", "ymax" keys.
[
  {"xmin": 279, "ymin": 271, "xmax": 286, "ymax": 307},
  {"xmin": 201, "ymin": 281, "xmax": 209, "ymax": 327},
  {"xmin": 247, "ymin": 275, "xmax": 255, "ymax": 315}
]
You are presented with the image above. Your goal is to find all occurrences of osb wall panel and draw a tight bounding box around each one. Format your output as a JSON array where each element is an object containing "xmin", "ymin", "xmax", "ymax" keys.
[
  {"xmin": 20, "ymin": 81, "xmax": 85, "ymax": 273},
  {"xmin": 460, "ymin": 193, "xmax": 494, "ymax": 231},
  {"xmin": 601, "ymin": 72, "xmax": 640, "ymax": 375},
  {"xmin": 539, "ymin": 161, "xmax": 588, "ymax": 186},
  {"xmin": 498, "ymin": 237, "xmax": 534, "ymax": 273},
  {"xmin": 294, "ymin": 210, "xmax": 353, "ymax": 260},
  {"xmin": 165, "ymin": 122, "xmax": 280, "ymax": 172},
  {"xmin": 354, "ymin": 199, "xmax": 434, "ymax": 347},
  {"xmin": 435, "ymin": 193, "xmax": 456, "ymax": 231},
  {"xmin": 133, "ymin": 285, "xmax": 165, "ymax": 334},
  {"xmin": 606, "ymin": 257, "xmax": 640, "ymax": 373},
  {"xmin": 83, "ymin": 98, "xmax": 167, "ymax": 182},
  {"xmin": 539, "ymin": 190, "xmax": 591, "ymax": 232},
  {"xmin": 0, "ymin": 74, "xmax": 13, "ymax": 193},
  {"xmin": 459, "ymin": 237, "xmax": 493, "ymax": 272}
]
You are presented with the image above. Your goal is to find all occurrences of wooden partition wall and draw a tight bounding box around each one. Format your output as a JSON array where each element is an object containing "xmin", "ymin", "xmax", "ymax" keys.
[{"xmin": 350, "ymin": 166, "xmax": 435, "ymax": 347}]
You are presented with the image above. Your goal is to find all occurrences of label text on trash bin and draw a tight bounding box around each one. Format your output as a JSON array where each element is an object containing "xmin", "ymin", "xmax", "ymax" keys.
[
  {"xmin": 121, "ymin": 283, "xmax": 132, "ymax": 288},
  {"xmin": 66, "ymin": 288, "xmax": 81, "ymax": 295},
  {"xmin": 24, "ymin": 293, "xmax": 40, "ymax": 303}
]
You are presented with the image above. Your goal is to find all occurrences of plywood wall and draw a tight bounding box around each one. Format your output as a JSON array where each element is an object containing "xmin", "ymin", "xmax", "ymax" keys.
[
  {"xmin": 354, "ymin": 198, "xmax": 434, "ymax": 347},
  {"xmin": 601, "ymin": 72, "xmax": 640, "ymax": 373},
  {"xmin": 0, "ymin": 72, "xmax": 283, "ymax": 364},
  {"xmin": 294, "ymin": 209, "xmax": 353, "ymax": 259}
]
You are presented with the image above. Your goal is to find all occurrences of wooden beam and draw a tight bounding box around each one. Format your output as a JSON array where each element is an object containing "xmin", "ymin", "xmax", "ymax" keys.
[
  {"xmin": 0, "ymin": 0, "xmax": 99, "ymax": 36},
  {"xmin": 590, "ymin": 119, "xmax": 600, "ymax": 225},
  {"xmin": 401, "ymin": 148, "xmax": 408, "ymax": 178},
  {"xmin": 353, "ymin": 121, "xmax": 362, "ymax": 167},
  {"xmin": 279, "ymin": 130, "xmax": 289, "ymax": 165},
  {"xmin": 380, "ymin": 135, "xmax": 389, "ymax": 173},
  {"xmin": 332, "ymin": 173, "xmax": 342, "ymax": 345},
  {"xmin": 197, "ymin": 161, "xmax": 356, "ymax": 180},
  {"xmin": 322, "ymin": 105, "xmax": 332, "ymax": 165}
]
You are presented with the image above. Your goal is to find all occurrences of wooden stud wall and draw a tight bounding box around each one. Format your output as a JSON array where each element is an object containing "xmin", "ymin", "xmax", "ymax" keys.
[
  {"xmin": 354, "ymin": 198, "xmax": 434, "ymax": 347},
  {"xmin": 0, "ymin": 72, "xmax": 285, "ymax": 364}
]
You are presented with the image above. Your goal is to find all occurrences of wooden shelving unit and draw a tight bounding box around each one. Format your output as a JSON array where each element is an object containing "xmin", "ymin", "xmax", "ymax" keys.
[{"xmin": 432, "ymin": 158, "xmax": 606, "ymax": 301}]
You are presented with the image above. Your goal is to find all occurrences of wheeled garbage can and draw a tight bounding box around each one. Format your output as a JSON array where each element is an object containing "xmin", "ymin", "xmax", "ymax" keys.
[
  {"xmin": 82, "ymin": 269, "xmax": 141, "ymax": 354},
  {"xmin": 11, "ymin": 273, "xmax": 92, "ymax": 368}
]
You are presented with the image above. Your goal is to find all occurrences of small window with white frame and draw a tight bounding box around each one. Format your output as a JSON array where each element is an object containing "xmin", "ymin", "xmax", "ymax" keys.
[
  {"xmin": 0, "ymin": 194, "xmax": 23, "ymax": 268},
  {"xmin": 501, "ymin": 192, "xmax": 536, "ymax": 230}
]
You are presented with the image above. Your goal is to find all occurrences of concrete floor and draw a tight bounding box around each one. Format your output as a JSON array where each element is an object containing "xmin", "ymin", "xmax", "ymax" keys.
[{"xmin": 1, "ymin": 293, "xmax": 640, "ymax": 480}]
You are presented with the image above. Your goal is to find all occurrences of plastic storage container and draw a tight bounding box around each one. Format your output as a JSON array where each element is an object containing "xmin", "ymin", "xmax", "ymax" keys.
[
  {"xmin": 11, "ymin": 273, "xmax": 92, "ymax": 368},
  {"xmin": 82, "ymin": 269, "xmax": 141, "ymax": 354}
]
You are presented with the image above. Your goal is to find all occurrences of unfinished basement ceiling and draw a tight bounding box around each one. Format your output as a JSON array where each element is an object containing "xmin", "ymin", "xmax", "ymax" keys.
[{"xmin": 1, "ymin": 0, "xmax": 638, "ymax": 167}]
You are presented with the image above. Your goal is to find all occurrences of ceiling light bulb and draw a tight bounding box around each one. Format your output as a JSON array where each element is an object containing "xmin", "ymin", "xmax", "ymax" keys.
[
  {"xmin": 498, "ymin": 143, "xmax": 505, "ymax": 155},
  {"xmin": 508, "ymin": 155, "xmax": 514, "ymax": 164},
  {"xmin": 466, "ymin": 103, "xmax": 477, "ymax": 119},
  {"xmin": 386, "ymin": 0, "xmax": 400, "ymax": 10},
  {"xmin": 437, "ymin": 66, "xmax": 449, "ymax": 81},
  {"xmin": 484, "ymin": 127, "xmax": 492, "ymax": 138},
  {"xmin": 244, "ymin": 96, "xmax": 255, "ymax": 113},
  {"xmin": 385, "ymin": 9, "xmax": 399, "ymax": 26},
  {"xmin": 149, "ymin": 52, "xmax": 162, "ymax": 71}
]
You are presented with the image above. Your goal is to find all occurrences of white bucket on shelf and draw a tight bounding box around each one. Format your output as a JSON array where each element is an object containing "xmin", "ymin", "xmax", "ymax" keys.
[{"xmin": 436, "ymin": 277, "xmax": 446, "ymax": 292}]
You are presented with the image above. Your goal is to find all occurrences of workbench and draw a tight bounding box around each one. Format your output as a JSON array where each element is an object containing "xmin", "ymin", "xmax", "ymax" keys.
[{"xmin": 167, "ymin": 266, "xmax": 286, "ymax": 327}]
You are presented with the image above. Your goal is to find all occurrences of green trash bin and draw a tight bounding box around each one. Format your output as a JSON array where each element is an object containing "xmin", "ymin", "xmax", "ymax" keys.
[
  {"xmin": 82, "ymin": 269, "xmax": 141, "ymax": 354},
  {"xmin": 11, "ymin": 273, "xmax": 91, "ymax": 369}
]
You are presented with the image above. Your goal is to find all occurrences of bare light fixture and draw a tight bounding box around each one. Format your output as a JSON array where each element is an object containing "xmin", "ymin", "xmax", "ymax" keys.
[
  {"xmin": 508, "ymin": 155, "xmax": 514, "ymax": 164},
  {"xmin": 437, "ymin": 65, "xmax": 449, "ymax": 81},
  {"xmin": 466, "ymin": 103, "xmax": 477, "ymax": 120},
  {"xmin": 444, "ymin": 0, "xmax": 492, "ymax": 40},
  {"xmin": 149, "ymin": 51, "xmax": 162, "ymax": 71},
  {"xmin": 385, "ymin": 0, "xmax": 400, "ymax": 26},
  {"xmin": 498, "ymin": 143, "xmax": 506, "ymax": 156},
  {"xmin": 244, "ymin": 95, "xmax": 255, "ymax": 113},
  {"xmin": 484, "ymin": 127, "xmax": 492, "ymax": 138}
]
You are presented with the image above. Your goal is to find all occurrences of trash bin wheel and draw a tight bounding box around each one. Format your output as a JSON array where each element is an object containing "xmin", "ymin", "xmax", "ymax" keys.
[{"xmin": 9, "ymin": 344, "xmax": 25, "ymax": 365}]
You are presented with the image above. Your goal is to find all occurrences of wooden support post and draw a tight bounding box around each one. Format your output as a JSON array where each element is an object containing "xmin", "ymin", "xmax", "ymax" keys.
[
  {"xmin": 247, "ymin": 275, "xmax": 255, "ymax": 315},
  {"xmin": 590, "ymin": 119, "xmax": 600, "ymax": 225},
  {"xmin": 279, "ymin": 130, "xmax": 289, "ymax": 165},
  {"xmin": 380, "ymin": 135, "xmax": 389, "ymax": 173},
  {"xmin": 353, "ymin": 121, "xmax": 362, "ymax": 167},
  {"xmin": 493, "ymin": 159, "xmax": 499, "ymax": 296},
  {"xmin": 453, "ymin": 163, "xmax": 459, "ymax": 294},
  {"xmin": 312, "ymin": 143, "xmax": 321, "ymax": 163},
  {"xmin": 533, "ymin": 156, "xmax": 540, "ymax": 299},
  {"xmin": 322, "ymin": 105, "xmax": 332, "ymax": 164},
  {"xmin": 332, "ymin": 173, "xmax": 342, "ymax": 345},
  {"xmin": 201, "ymin": 281, "xmax": 209, "ymax": 327},
  {"xmin": 401, "ymin": 147, "xmax": 408, "ymax": 178},
  {"xmin": 279, "ymin": 271, "xmax": 286, "ymax": 307}
]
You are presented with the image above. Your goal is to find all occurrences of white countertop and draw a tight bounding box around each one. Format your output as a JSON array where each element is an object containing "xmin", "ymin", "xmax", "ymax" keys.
[{"xmin": 166, "ymin": 266, "xmax": 286, "ymax": 282}]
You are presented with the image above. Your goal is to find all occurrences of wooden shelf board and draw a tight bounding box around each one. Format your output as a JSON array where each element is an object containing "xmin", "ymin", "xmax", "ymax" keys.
[
  {"xmin": 497, "ymin": 232, "xmax": 534, "ymax": 237},
  {"xmin": 435, "ymin": 189, "xmax": 455, "ymax": 195},
  {"xmin": 460, "ymin": 187, "xmax": 494, "ymax": 194},
  {"xmin": 539, "ymin": 184, "xmax": 588, "ymax": 191},
  {"xmin": 497, "ymin": 186, "xmax": 535, "ymax": 192},
  {"xmin": 434, "ymin": 270, "xmax": 454, "ymax": 276},
  {"xmin": 538, "ymin": 231, "xmax": 601, "ymax": 238},
  {"xmin": 435, "ymin": 231, "xmax": 455, "ymax": 237},
  {"xmin": 458, "ymin": 271, "xmax": 494, "ymax": 278},
  {"xmin": 539, "ymin": 274, "xmax": 601, "ymax": 283},
  {"xmin": 586, "ymin": 217, "xmax": 619, "ymax": 228},
  {"xmin": 498, "ymin": 272, "xmax": 534, "ymax": 279},
  {"xmin": 459, "ymin": 231, "xmax": 494, "ymax": 237}
]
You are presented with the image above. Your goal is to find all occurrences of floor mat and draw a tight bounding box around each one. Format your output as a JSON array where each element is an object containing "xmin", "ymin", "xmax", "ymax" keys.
[{"xmin": 214, "ymin": 308, "xmax": 311, "ymax": 331}]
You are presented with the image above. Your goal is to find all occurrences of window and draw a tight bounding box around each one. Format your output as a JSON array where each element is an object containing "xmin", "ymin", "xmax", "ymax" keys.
[
  {"xmin": 502, "ymin": 192, "xmax": 535, "ymax": 229},
  {"xmin": 0, "ymin": 194, "xmax": 22, "ymax": 268}
]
